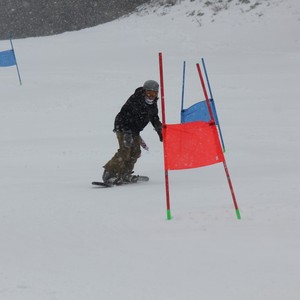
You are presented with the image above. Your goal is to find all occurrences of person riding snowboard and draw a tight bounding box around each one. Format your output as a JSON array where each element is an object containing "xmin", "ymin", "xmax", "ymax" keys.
[{"xmin": 102, "ymin": 80, "xmax": 163, "ymax": 185}]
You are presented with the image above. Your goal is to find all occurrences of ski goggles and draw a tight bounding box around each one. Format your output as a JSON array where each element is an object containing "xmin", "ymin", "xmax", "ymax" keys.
[{"xmin": 145, "ymin": 90, "xmax": 158, "ymax": 98}]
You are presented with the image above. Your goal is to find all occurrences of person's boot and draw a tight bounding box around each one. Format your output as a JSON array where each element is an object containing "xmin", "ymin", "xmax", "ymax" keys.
[
  {"xmin": 102, "ymin": 169, "xmax": 119, "ymax": 185},
  {"xmin": 123, "ymin": 172, "xmax": 139, "ymax": 183}
]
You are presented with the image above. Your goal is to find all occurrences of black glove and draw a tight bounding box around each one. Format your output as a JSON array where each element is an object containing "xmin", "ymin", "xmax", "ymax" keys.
[
  {"xmin": 158, "ymin": 129, "xmax": 163, "ymax": 142},
  {"xmin": 155, "ymin": 126, "xmax": 163, "ymax": 142},
  {"xmin": 153, "ymin": 122, "xmax": 163, "ymax": 142},
  {"xmin": 123, "ymin": 132, "xmax": 133, "ymax": 148}
]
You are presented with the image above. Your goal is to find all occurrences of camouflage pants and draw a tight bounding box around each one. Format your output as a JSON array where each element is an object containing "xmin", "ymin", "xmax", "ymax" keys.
[{"xmin": 103, "ymin": 132, "xmax": 141, "ymax": 178}]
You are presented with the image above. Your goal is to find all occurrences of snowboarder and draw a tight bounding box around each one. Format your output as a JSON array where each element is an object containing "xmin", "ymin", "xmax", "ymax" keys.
[{"xmin": 102, "ymin": 80, "xmax": 163, "ymax": 185}]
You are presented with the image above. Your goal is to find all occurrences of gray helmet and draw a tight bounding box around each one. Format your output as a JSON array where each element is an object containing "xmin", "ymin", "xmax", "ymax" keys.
[{"xmin": 143, "ymin": 80, "xmax": 159, "ymax": 92}]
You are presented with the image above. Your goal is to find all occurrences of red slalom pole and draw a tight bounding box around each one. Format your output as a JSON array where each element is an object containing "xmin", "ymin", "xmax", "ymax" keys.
[
  {"xmin": 196, "ymin": 63, "xmax": 241, "ymax": 220},
  {"xmin": 223, "ymin": 160, "xmax": 241, "ymax": 219},
  {"xmin": 159, "ymin": 52, "xmax": 172, "ymax": 220}
]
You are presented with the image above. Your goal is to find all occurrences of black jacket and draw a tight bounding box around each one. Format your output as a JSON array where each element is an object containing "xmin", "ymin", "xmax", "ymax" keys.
[{"xmin": 114, "ymin": 87, "xmax": 162, "ymax": 138}]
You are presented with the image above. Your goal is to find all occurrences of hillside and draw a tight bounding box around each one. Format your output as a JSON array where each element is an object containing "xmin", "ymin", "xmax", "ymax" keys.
[
  {"xmin": 0, "ymin": 0, "xmax": 149, "ymax": 39},
  {"xmin": 1, "ymin": 0, "xmax": 299, "ymax": 39}
]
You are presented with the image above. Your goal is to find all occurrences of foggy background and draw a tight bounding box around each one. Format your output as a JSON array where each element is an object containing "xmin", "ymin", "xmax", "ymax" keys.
[{"xmin": 0, "ymin": 0, "xmax": 151, "ymax": 39}]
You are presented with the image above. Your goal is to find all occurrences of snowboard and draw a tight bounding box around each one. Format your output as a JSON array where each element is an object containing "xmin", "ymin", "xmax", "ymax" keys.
[{"xmin": 92, "ymin": 175, "xmax": 149, "ymax": 188}]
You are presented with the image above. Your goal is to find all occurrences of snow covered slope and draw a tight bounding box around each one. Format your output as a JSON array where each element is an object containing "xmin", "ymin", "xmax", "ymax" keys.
[{"xmin": 0, "ymin": 0, "xmax": 300, "ymax": 299}]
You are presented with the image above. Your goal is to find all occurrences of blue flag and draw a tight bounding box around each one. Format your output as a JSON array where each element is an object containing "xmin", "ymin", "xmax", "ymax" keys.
[
  {"xmin": 0, "ymin": 49, "xmax": 16, "ymax": 67},
  {"xmin": 181, "ymin": 99, "xmax": 218, "ymax": 124}
]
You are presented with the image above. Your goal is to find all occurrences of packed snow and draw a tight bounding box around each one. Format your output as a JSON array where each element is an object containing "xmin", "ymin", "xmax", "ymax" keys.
[{"xmin": 1, "ymin": 0, "xmax": 300, "ymax": 299}]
